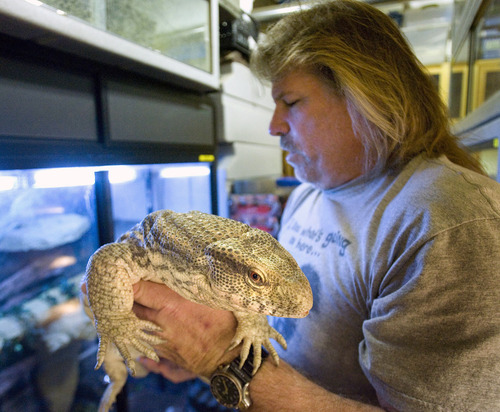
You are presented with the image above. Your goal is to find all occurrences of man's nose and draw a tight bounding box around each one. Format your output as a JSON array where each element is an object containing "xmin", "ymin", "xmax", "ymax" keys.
[{"xmin": 268, "ymin": 107, "xmax": 289, "ymax": 136}]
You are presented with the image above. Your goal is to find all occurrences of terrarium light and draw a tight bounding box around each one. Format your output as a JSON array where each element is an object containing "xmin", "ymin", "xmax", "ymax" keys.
[
  {"xmin": 408, "ymin": 0, "xmax": 452, "ymax": 7},
  {"xmin": 107, "ymin": 166, "xmax": 137, "ymax": 184},
  {"xmin": 0, "ymin": 176, "xmax": 17, "ymax": 191},
  {"xmin": 24, "ymin": 0, "xmax": 43, "ymax": 6},
  {"xmin": 160, "ymin": 165, "xmax": 210, "ymax": 179},
  {"xmin": 33, "ymin": 168, "xmax": 95, "ymax": 188}
]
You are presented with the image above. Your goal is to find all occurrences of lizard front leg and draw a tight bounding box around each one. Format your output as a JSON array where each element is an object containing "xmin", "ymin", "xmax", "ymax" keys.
[
  {"xmin": 83, "ymin": 243, "xmax": 164, "ymax": 375},
  {"xmin": 229, "ymin": 311, "xmax": 287, "ymax": 375}
]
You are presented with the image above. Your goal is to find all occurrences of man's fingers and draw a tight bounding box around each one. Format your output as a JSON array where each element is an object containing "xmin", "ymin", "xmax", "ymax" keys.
[
  {"xmin": 133, "ymin": 281, "xmax": 180, "ymax": 311},
  {"xmin": 132, "ymin": 302, "xmax": 158, "ymax": 324}
]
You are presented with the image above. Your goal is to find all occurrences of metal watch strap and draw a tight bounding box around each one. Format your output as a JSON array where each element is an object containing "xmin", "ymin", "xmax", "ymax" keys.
[{"xmin": 230, "ymin": 347, "xmax": 269, "ymax": 383}]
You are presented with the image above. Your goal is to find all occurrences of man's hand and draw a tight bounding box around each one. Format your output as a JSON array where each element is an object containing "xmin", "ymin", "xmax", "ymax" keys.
[
  {"xmin": 132, "ymin": 281, "xmax": 240, "ymax": 380},
  {"xmin": 137, "ymin": 357, "xmax": 197, "ymax": 383},
  {"xmin": 86, "ymin": 281, "xmax": 383, "ymax": 411}
]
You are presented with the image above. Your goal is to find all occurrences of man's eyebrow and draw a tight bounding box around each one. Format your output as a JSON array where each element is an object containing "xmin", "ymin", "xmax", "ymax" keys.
[
  {"xmin": 272, "ymin": 90, "xmax": 285, "ymax": 101},
  {"xmin": 272, "ymin": 90, "xmax": 293, "ymax": 101}
]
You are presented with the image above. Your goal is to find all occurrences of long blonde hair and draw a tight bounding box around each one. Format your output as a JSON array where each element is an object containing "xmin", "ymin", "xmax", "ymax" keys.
[{"xmin": 251, "ymin": 0, "xmax": 484, "ymax": 175}]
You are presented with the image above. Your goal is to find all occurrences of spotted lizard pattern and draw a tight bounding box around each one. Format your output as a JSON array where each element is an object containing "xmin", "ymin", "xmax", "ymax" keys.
[{"xmin": 82, "ymin": 210, "xmax": 313, "ymax": 412}]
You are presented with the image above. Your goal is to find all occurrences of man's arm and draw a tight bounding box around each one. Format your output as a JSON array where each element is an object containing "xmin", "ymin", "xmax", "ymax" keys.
[{"xmin": 132, "ymin": 281, "xmax": 383, "ymax": 412}]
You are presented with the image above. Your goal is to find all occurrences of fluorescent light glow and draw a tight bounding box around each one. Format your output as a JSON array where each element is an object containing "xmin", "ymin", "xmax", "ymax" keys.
[
  {"xmin": 0, "ymin": 176, "xmax": 18, "ymax": 191},
  {"xmin": 408, "ymin": 0, "xmax": 452, "ymax": 7},
  {"xmin": 160, "ymin": 165, "xmax": 210, "ymax": 179},
  {"xmin": 33, "ymin": 168, "xmax": 95, "ymax": 188},
  {"xmin": 240, "ymin": 0, "xmax": 254, "ymax": 13},
  {"xmin": 25, "ymin": 0, "xmax": 43, "ymax": 6},
  {"xmin": 108, "ymin": 166, "xmax": 137, "ymax": 184}
]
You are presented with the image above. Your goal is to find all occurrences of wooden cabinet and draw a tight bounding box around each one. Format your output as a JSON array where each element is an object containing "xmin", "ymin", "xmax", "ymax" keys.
[
  {"xmin": 426, "ymin": 62, "xmax": 468, "ymax": 120},
  {"xmin": 472, "ymin": 58, "xmax": 500, "ymax": 109}
]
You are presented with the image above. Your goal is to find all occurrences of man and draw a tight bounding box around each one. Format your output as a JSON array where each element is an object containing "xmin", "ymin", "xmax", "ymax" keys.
[{"xmin": 133, "ymin": 1, "xmax": 500, "ymax": 410}]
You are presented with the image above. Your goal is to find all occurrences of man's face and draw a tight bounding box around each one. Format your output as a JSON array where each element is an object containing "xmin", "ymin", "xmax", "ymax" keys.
[{"xmin": 270, "ymin": 69, "xmax": 366, "ymax": 190}]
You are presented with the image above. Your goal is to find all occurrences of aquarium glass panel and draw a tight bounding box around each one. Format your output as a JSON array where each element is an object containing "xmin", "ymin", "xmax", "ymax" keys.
[
  {"xmin": 40, "ymin": 0, "xmax": 212, "ymax": 72},
  {"xmin": 110, "ymin": 162, "xmax": 212, "ymax": 237},
  {"xmin": 0, "ymin": 162, "xmax": 214, "ymax": 411},
  {"xmin": 0, "ymin": 166, "xmax": 105, "ymax": 411}
]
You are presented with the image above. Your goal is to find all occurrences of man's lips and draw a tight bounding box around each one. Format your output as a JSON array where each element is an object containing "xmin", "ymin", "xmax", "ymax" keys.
[
  {"xmin": 285, "ymin": 151, "xmax": 301, "ymax": 165},
  {"xmin": 280, "ymin": 136, "xmax": 294, "ymax": 152},
  {"xmin": 280, "ymin": 137, "xmax": 302, "ymax": 164}
]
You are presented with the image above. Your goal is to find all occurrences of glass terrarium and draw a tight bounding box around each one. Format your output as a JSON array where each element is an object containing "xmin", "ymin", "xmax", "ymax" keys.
[
  {"xmin": 0, "ymin": 162, "xmax": 221, "ymax": 411},
  {"xmin": 39, "ymin": 0, "xmax": 212, "ymax": 73}
]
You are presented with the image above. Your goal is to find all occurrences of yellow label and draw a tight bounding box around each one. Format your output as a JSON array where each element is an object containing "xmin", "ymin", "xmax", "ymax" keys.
[{"xmin": 198, "ymin": 154, "xmax": 215, "ymax": 162}]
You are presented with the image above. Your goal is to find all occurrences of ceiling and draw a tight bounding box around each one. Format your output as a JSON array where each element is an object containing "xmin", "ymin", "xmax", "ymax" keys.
[
  {"xmin": 249, "ymin": 0, "xmax": 454, "ymax": 65},
  {"xmin": 252, "ymin": 0, "xmax": 451, "ymax": 9}
]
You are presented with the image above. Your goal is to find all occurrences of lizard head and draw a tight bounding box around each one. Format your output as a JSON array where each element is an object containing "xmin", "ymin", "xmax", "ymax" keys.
[{"xmin": 204, "ymin": 228, "xmax": 313, "ymax": 318}]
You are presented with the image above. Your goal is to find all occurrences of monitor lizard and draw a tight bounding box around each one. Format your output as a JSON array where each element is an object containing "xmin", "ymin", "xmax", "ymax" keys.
[{"xmin": 82, "ymin": 209, "xmax": 313, "ymax": 411}]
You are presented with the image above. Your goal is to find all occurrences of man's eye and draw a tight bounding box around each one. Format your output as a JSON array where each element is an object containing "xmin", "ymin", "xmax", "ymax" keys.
[{"xmin": 284, "ymin": 100, "xmax": 298, "ymax": 107}]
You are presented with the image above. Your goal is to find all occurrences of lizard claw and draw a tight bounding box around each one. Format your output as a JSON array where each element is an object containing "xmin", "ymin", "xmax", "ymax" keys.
[
  {"xmin": 94, "ymin": 313, "xmax": 164, "ymax": 375},
  {"xmin": 264, "ymin": 329, "xmax": 287, "ymax": 367},
  {"xmin": 230, "ymin": 313, "xmax": 288, "ymax": 374},
  {"xmin": 95, "ymin": 335, "xmax": 110, "ymax": 370}
]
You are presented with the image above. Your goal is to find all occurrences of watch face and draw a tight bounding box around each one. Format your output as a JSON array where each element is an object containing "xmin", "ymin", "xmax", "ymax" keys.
[{"xmin": 210, "ymin": 374, "xmax": 241, "ymax": 408}]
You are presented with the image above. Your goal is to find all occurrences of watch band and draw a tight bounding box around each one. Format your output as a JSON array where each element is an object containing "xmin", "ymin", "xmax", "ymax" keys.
[{"xmin": 232, "ymin": 347, "xmax": 268, "ymax": 382}]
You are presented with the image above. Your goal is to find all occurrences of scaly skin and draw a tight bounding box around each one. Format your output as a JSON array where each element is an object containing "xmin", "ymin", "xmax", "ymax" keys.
[{"xmin": 82, "ymin": 210, "xmax": 313, "ymax": 411}]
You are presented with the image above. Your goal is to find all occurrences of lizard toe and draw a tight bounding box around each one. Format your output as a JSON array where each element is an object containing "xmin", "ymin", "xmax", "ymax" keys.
[
  {"xmin": 251, "ymin": 345, "xmax": 263, "ymax": 375},
  {"xmin": 129, "ymin": 336, "xmax": 159, "ymax": 364},
  {"xmin": 138, "ymin": 319, "xmax": 163, "ymax": 334},
  {"xmin": 114, "ymin": 339, "xmax": 136, "ymax": 375},
  {"xmin": 270, "ymin": 327, "xmax": 287, "ymax": 350},
  {"xmin": 238, "ymin": 340, "xmax": 252, "ymax": 368},
  {"xmin": 263, "ymin": 340, "xmax": 280, "ymax": 366},
  {"xmin": 96, "ymin": 336, "xmax": 110, "ymax": 370}
]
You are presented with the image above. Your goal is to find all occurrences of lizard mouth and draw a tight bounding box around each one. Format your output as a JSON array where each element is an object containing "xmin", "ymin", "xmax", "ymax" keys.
[
  {"xmin": 277, "ymin": 280, "xmax": 314, "ymax": 318},
  {"xmin": 267, "ymin": 289, "xmax": 313, "ymax": 318},
  {"xmin": 285, "ymin": 308, "xmax": 311, "ymax": 318}
]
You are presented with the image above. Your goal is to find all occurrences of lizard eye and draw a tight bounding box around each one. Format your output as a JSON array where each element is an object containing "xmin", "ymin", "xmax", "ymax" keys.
[{"xmin": 247, "ymin": 269, "xmax": 266, "ymax": 288}]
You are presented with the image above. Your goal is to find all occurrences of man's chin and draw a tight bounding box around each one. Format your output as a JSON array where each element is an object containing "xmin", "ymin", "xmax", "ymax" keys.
[
  {"xmin": 290, "ymin": 168, "xmax": 310, "ymax": 185},
  {"xmin": 293, "ymin": 169, "xmax": 325, "ymax": 189}
]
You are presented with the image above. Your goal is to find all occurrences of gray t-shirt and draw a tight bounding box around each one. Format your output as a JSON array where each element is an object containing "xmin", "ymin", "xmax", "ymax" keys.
[{"xmin": 272, "ymin": 155, "xmax": 500, "ymax": 411}]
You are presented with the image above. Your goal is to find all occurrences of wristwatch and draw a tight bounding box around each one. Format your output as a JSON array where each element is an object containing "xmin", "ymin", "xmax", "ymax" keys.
[{"xmin": 209, "ymin": 349, "xmax": 268, "ymax": 410}]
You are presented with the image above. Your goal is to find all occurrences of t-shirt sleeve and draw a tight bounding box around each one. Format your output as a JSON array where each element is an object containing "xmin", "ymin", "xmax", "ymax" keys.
[{"xmin": 359, "ymin": 218, "xmax": 500, "ymax": 411}]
